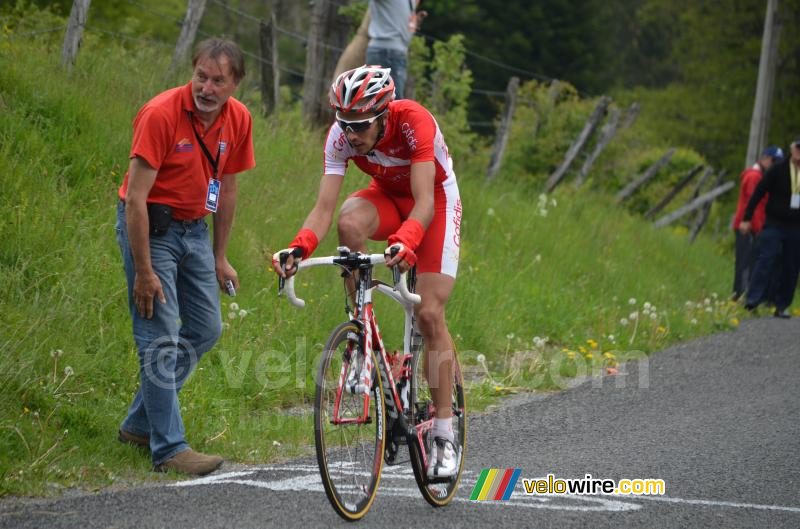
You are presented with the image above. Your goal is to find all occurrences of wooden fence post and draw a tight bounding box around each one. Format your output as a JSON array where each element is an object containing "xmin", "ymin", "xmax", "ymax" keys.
[
  {"xmin": 689, "ymin": 170, "xmax": 726, "ymax": 242},
  {"xmin": 259, "ymin": 11, "xmax": 280, "ymax": 116},
  {"xmin": 653, "ymin": 181, "xmax": 735, "ymax": 228},
  {"xmin": 167, "ymin": 0, "xmax": 207, "ymax": 80},
  {"xmin": 615, "ymin": 148, "xmax": 676, "ymax": 204},
  {"xmin": 620, "ymin": 101, "xmax": 640, "ymax": 130},
  {"xmin": 544, "ymin": 95, "xmax": 611, "ymax": 192},
  {"xmin": 486, "ymin": 76, "xmax": 520, "ymax": 182},
  {"xmin": 61, "ymin": 0, "xmax": 91, "ymax": 71},
  {"xmin": 575, "ymin": 107, "xmax": 621, "ymax": 187},
  {"xmin": 643, "ymin": 165, "xmax": 703, "ymax": 220}
]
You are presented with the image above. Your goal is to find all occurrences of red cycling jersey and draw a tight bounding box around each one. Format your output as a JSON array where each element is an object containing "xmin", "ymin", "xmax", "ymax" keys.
[{"xmin": 322, "ymin": 99, "xmax": 461, "ymax": 277}]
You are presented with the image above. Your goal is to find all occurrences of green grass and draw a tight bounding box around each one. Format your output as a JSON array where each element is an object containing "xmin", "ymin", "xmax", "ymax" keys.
[{"xmin": 0, "ymin": 30, "xmax": 753, "ymax": 496}]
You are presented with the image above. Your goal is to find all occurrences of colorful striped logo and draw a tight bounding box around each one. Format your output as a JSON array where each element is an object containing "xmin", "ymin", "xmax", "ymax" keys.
[{"xmin": 469, "ymin": 469, "xmax": 522, "ymax": 500}]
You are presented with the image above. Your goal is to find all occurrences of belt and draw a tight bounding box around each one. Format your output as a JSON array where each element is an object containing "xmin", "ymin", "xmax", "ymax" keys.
[{"xmin": 119, "ymin": 200, "xmax": 204, "ymax": 224}]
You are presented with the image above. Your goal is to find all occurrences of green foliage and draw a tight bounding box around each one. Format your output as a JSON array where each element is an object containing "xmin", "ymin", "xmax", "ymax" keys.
[{"xmin": 410, "ymin": 34, "xmax": 477, "ymax": 162}]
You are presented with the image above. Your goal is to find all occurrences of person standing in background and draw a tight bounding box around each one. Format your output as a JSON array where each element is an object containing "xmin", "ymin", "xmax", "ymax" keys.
[
  {"xmin": 740, "ymin": 139, "xmax": 800, "ymax": 318},
  {"xmin": 731, "ymin": 146, "xmax": 784, "ymax": 301},
  {"xmin": 366, "ymin": 0, "xmax": 426, "ymax": 99}
]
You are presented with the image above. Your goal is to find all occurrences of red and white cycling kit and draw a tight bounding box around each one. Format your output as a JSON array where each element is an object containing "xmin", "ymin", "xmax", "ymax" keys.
[{"xmin": 323, "ymin": 99, "xmax": 462, "ymax": 278}]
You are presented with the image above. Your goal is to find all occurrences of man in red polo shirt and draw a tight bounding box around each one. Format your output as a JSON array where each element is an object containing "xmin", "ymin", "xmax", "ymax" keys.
[{"xmin": 115, "ymin": 39, "xmax": 255, "ymax": 475}]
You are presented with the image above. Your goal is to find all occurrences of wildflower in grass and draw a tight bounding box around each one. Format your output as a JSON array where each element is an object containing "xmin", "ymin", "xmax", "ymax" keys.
[
  {"xmin": 620, "ymin": 318, "xmax": 629, "ymax": 326},
  {"xmin": 222, "ymin": 322, "xmax": 231, "ymax": 330},
  {"xmin": 587, "ymin": 339, "xmax": 598, "ymax": 349},
  {"xmin": 584, "ymin": 353, "xmax": 593, "ymax": 360},
  {"xmin": 649, "ymin": 312, "xmax": 657, "ymax": 320},
  {"xmin": 685, "ymin": 301, "xmax": 694, "ymax": 309},
  {"xmin": 607, "ymin": 334, "xmax": 616, "ymax": 343},
  {"xmin": 272, "ymin": 440, "xmax": 281, "ymax": 447},
  {"xmin": 506, "ymin": 333, "xmax": 515, "ymax": 340},
  {"xmin": 23, "ymin": 407, "xmax": 30, "ymax": 414},
  {"xmin": 534, "ymin": 254, "xmax": 542, "ymax": 263},
  {"xmin": 566, "ymin": 351, "xmax": 575, "ymax": 359},
  {"xmin": 228, "ymin": 312, "xmax": 236, "ymax": 320},
  {"xmin": 579, "ymin": 346, "xmax": 587, "ymax": 353},
  {"xmin": 603, "ymin": 352, "xmax": 616, "ymax": 360},
  {"xmin": 691, "ymin": 318, "xmax": 698, "ymax": 325},
  {"xmin": 657, "ymin": 326, "xmax": 667, "ymax": 334},
  {"xmin": 643, "ymin": 302, "xmax": 652, "ymax": 310},
  {"xmin": 730, "ymin": 318, "xmax": 740, "ymax": 327},
  {"xmin": 629, "ymin": 311, "xmax": 639, "ymax": 320},
  {"xmin": 705, "ymin": 307, "xmax": 712, "ymax": 313},
  {"xmin": 238, "ymin": 309, "xmax": 247, "ymax": 318},
  {"xmin": 704, "ymin": 298, "xmax": 711, "ymax": 305},
  {"xmin": 476, "ymin": 354, "xmax": 486, "ymax": 364},
  {"xmin": 487, "ymin": 207, "xmax": 495, "ymax": 216},
  {"xmin": 230, "ymin": 302, "xmax": 240, "ymax": 311},
  {"xmin": 628, "ymin": 298, "xmax": 637, "ymax": 305},
  {"xmin": 50, "ymin": 349, "xmax": 64, "ymax": 358},
  {"xmin": 64, "ymin": 366, "xmax": 74, "ymax": 376}
]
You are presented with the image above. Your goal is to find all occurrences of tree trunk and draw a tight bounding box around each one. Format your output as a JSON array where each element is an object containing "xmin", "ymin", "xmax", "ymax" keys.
[{"xmin": 302, "ymin": 0, "xmax": 352, "ymax": 124}]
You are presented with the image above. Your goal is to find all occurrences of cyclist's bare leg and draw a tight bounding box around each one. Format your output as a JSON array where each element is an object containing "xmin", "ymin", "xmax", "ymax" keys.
[
  {"xmin": 414, "ymin": 272, "xmax": 455, "ymax": 420},
  {"xmin": 337, "ymin": 197, "xmax": 380, "ymax": 297}
]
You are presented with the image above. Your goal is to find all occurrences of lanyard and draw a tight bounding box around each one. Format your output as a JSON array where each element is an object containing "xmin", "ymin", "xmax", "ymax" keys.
[{"xmin": 187, "ymin": 111, "xmax": 222, "ymax": 180}]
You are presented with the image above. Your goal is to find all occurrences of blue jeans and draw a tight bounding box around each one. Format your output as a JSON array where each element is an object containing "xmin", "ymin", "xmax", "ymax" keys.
[
  {"xmin": 115, "ymin": 202, "xmax": 222, "ymax": 465},
  {"xmin": 366, "ymin": 46, "xmax": 407, "ymax": 99},
  {"xmin": 746, "ymin": 223, "xmax": 800, "ymax": 311}
]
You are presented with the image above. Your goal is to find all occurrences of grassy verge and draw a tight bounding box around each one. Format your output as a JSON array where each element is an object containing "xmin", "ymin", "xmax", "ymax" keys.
[{"xmin": 0, "ymin": 29, "xmax": 758, "ymax": 497}]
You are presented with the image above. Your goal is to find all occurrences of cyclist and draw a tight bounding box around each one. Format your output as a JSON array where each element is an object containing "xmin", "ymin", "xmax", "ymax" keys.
[{"xmin": 273, "ymin": 65, "xmax": 462, "ymax": 479}]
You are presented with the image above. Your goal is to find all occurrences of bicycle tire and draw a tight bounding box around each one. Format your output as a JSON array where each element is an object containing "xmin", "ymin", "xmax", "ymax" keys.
[
  {"xmin": 407, "ymin": 336, "xmax": 467, "ymax": 507},
  {"xmin": 314, "ymin": 321, "xmax": 386, "ymax": 521}
]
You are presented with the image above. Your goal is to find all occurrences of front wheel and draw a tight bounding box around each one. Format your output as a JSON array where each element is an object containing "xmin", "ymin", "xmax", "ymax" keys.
[
  {"xmin": 314, "ymin": 322, "xmax": 386, "ymax": 521},
  {"xmin": 408, "ymin": 338, "xmax": 467, "ymax": 507}
]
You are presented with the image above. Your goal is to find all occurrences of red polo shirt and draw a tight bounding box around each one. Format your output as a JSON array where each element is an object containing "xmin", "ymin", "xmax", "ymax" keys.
[{"xmin": 118, "ymin": 82, "xmax": 255, "ymax": 220}]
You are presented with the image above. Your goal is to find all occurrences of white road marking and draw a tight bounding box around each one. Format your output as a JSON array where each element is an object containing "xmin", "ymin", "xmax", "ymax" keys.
[{"xmin": 173, "ymin": 465, "xmax": 800, "ymax": 514}]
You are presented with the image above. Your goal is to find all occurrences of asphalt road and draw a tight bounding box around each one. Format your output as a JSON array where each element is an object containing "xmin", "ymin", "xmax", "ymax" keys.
[{"xmin": 2, "ymin": 317, "xmax": 799, "ymax": 528}]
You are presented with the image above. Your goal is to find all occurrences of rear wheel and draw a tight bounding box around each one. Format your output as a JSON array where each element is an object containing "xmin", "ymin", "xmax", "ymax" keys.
[
  {"xmin": 408, "ymin": 336, "xmax": 467, "ymax": 507},
  {"xmin": 314, "ymin": 322, "xmax": 386, "ymax": 521}
]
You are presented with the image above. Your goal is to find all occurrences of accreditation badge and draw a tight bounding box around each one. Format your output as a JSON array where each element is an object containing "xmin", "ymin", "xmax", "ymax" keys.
[{"xmin": 205, "ymin": 178, "xmax": 221, "ymax": 212}]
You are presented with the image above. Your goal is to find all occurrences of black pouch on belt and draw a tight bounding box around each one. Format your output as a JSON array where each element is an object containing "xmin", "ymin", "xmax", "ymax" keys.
[{"xmin": 147, "ymin": 203, "xmax": 173, "ymax": 237}]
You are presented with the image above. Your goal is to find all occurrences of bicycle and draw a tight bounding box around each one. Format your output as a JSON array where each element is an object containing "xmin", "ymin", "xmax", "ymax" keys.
[{"xmin": 278, "ymin": 246, "xmax": 467, "ymax": 521}]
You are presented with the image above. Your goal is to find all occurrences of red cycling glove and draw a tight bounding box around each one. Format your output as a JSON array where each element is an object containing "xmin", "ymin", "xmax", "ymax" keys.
[
  {"xmin": 289, "ymin": 228, "xmax": 319, "ymax": 258},
  {"xmin": 387, "ymin": 218, "xmax": 425, "ymax": 266}
]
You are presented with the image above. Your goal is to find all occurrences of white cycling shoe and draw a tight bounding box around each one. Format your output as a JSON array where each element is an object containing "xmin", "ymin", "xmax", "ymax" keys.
[{"xmin": 427, "ymin": 436, "xmax": 457, "ymax": 480}]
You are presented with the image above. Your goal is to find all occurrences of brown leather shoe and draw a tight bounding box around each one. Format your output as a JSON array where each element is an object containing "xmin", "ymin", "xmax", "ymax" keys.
[
  {"xmin": 154, "ymin": 449, "xmax": 223, "ymax": 476},
  {"xmin": 118, "ymin": 429, "xmax": 150, "ymax": 448}
]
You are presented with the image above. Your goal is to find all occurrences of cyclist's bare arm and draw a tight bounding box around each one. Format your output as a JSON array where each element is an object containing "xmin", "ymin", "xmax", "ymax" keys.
[
  {"xmin": 385, "ymin": 161, "xmax": 435, "ymax": 270},
  {"xmin": 273, "ymin": 173, "xmax": 344, "ymax": 277}
]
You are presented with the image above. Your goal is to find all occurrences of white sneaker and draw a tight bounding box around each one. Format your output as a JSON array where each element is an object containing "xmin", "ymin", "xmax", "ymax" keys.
[{"xmin": 427, "ymin": 436, "xmax": 457, "ymax": 480}]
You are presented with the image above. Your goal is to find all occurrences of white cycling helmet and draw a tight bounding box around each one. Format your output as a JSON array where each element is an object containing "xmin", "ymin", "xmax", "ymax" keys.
[{"xmin": 329, "ymin": 65, "xmax": 396, "ymax": 114}]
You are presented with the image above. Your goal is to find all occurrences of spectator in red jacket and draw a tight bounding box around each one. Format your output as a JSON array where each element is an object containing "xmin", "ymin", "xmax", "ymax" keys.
[{"xmin": 731, "ymin": 145, "xmax": 784, "ymax": 300}]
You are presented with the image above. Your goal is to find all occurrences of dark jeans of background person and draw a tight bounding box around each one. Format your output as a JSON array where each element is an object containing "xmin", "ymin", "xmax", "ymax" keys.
[
  {"xmin": 733, "ymin": 231, "xmax": 781, "ymax": 303},
  {"xmin": 366, "ymin": 46, "xmax": 407, "ymax": 99},
  {"xmin": 745, "ymin": 223, "xmax": 800, "ymax": 311}
]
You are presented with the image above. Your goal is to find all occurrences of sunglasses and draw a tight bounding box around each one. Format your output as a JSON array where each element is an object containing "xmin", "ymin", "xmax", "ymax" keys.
[{"xmin": 337, "ymin": 111, "xmax": 385, "ymax": 133}]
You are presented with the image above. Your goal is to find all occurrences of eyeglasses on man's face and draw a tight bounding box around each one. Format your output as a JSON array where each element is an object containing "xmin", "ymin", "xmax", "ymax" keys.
[{"xmin": 337, "ymin": 111, "xmax": 385, "ymax": 133}]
